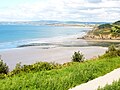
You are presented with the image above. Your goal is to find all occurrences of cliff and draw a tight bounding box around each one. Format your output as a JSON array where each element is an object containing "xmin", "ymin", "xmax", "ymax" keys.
[{"xmin": 83, "ymin": 20, "xmax": 120, "ymax": 40}]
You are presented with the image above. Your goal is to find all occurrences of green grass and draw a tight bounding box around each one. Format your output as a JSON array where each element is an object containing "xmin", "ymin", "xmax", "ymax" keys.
[
  {"xmin": 8, "ymin": 62, "xmax": 62, "ymax": 76},
  {"xmin": 98, "ymin": 79, "xmax": 120, "ymax": 90},
  {"xmin": 89, "ymin": 20, "xmax": 120, "ymax": 37},
  {"xmin": 0, "ymin": 57, "xmax": 120, "ymax": 90}
]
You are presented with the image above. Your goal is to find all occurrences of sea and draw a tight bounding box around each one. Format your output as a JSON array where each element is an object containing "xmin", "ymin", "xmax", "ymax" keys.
[{"xmin": 0, "ymin": 24, "xmax": 92, "ymax": 51}]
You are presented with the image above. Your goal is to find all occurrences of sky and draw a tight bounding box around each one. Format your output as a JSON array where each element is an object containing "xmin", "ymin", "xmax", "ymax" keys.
[{"xmin": 0, "ymin": 0, "xmax": 120, "ymax": 22}]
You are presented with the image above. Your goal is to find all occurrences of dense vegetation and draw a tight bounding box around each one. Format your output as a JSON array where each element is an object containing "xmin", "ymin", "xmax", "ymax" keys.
[
  {"xmin": 98, "ymin": 23, "xmax": 112, "ymax": 29},
  {"xmin": 9, "ymin": 62, "xmax": 62, "ymax": 76},
  {"xmin": 113, "ymin": 20, "xmax": 120, "ymax": 25},
  {"xmin": 0, "ymin": 45, "xmax": 120, "ymax": 90},
  {"xmin": 85, "ymin": 20, "xmax": 120, "ymax": 39},
  {"xmin": 98, "ymin": 79, "xmax": 120, "ymax": 90},
  {"xmin": 1, "ymin": 57, "xmax": 120, "ymax": 90},
  {"xmin": 0, "ymin": 53, "xmax": 120, "ymax": 89}
]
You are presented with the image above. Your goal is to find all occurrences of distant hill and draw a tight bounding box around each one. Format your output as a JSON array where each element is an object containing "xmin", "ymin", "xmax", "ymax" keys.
[
  {"xmin": 0, "ymin": 20, "xmax": 107, "ymax": 25},
  {"xmin": 83, "ymin": 20, "xmax": 120, "ymax": 40}
]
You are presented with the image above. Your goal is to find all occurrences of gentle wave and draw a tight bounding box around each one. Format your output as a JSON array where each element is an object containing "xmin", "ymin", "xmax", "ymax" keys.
[{"xmin": 0, "ymin": 32, "xmax": 86, "ymax": 51}]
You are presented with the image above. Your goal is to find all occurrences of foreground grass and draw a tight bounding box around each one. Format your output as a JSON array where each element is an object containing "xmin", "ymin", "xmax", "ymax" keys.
[
  {"xmin": 98, "ymin": 79, "xmax": 120, "ymax": 90},
  {"xmin": 0, "ymin": 57, "xmax": 120, "ymax": 90}
]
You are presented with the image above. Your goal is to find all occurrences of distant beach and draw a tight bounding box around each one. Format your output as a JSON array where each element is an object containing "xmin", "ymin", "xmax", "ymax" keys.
[{"xmin": 0, "ymin": 24, "xmax": 110, "ymax": 71}]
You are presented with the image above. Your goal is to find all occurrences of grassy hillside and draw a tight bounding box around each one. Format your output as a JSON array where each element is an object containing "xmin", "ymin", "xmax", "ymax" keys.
[
  {"xmin": 0, "ymin": 45, "xmax": 120, "ymax": 90},
  {"xmin": 84, "ymin": 20, "xmax": 120, "ymax": 39},
  {"xmin": 0, "ymin": 56, "xmax": 120, "ymax": 90}
]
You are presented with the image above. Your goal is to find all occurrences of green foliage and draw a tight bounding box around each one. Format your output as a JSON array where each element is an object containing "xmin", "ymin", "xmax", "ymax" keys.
[
  {"xmin": 107, "ymin": 44, "xmax": 116, "ymax": 52},
  {"xmin": 0, "ymin": 60, "xmax": 9, "ymax": 74},
  {"xmin": 113, "ymin": 20, "xmax": 120, "ymax": 25},
  {"xmin": 111, "ymin": 26, "xmax": 120, "ymax": 36},
  {"xmin": 88, "ymin": 20, "xmax": 120, "ymax": 38},
  {"xmin": 1, "ymin": 57, "xmax": 120, "ymax": 90},
  {"xmin": 72, "ymin": 51, "xmax": 85, "ymax": 62},
  {"xmin": 98, "ymin": 24, "xmax": 112, "ymax": 29},
  {"xmin": 9, "ymin": 62, "xmax": 62, "ymax": 76},
  {"xmin": 98, "ymin": 79, "xmax": 120, "ymax": 90},
  {"xmin": 0, "ymin": 73, "xmax": 6, "ymax": 79},
  {"xmin": 102, "ymin": 45, "xmax": 120, "ymax": 58}
]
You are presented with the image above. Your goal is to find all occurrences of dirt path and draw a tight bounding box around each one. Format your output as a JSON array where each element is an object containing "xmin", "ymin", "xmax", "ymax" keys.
[{"xmin": 69, "ymin": 68, "xmax": 120, "ymax": 90}]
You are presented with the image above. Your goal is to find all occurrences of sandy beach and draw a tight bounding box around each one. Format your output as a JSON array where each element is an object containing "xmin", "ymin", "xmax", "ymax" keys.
[{"xmin": 0, "ymin": 46, "xmax": 107, "ymax": 71}]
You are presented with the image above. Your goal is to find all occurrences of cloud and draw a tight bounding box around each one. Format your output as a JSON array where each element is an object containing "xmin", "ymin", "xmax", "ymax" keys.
[
  {"xmin": 86, "ymin": 0, "xmax": 102, "ymax": 3},
  {"xmin": 0, "ymin": 0, "xmax": 120, "ymax": 22}
]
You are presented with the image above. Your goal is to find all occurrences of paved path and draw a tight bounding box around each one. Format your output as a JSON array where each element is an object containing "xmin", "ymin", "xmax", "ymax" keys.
[{"xmin": 69, "ymin": 68, "xmax": 120, "ymax": 90}]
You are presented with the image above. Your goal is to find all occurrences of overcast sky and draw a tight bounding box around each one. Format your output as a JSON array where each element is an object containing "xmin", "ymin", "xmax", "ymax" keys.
[{"xmin": 0, "ymin": 0, "xmax": 120, "ymax": 22}]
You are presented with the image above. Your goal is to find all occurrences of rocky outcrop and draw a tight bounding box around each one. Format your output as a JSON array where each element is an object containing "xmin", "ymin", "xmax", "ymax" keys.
[
  {"xmin": 82, "ymin": 20, "xmax": 120, "ymax": 40},
  {"xmin": 83, "ymin": 33, "xmax": 120, "ymax": 40}
]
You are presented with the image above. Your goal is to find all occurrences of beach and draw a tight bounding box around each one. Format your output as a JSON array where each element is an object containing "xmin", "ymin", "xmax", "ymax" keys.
[
  {"xmin": 0, "ymin": 25, "xmax": 115, "ymax": 71},
  {"xmin": 0, "ymin": 0, "xmax": 120, "ymax": 89},
  {"xmin": 0, "ymin": 46, "xmax": 107, "ymax": 71}
]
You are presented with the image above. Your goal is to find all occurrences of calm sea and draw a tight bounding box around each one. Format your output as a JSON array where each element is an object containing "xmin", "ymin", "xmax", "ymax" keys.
[{"xmin": 0, "ymin": 25, "xmax": 90, "ymax": 50}]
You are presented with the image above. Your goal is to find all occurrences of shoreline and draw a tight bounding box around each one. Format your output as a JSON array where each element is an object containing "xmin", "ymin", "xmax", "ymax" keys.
[
  {"xmin": 1, "ymin": 34, "xmax": 119, "ymax": 71},
  {"xmin": 1, "ymin": 25, "xmax": 119, "ymax": 71},
  {"xmin": 84, "ymin": 39, "xmax": 120, "ymax": 42},
  {"xmin": 0, "ymin": 32, "xmax": 120, "ymax": 71},
  {"xmin": 83, "ymin": 39, "xmax": 120, "ymax": 47},
  {"xmin": 0, "ymin": 32, "xmax": 87, "ymax": 51}
]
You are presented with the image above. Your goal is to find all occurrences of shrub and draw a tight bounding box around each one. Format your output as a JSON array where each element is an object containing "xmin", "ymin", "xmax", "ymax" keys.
[
  {"xmin": 106, "ymin": 44, "xmax": 116, "ymax": 53},
  {"xmin": 102, "ymin": 45, "xmax": 120, "ymax": 58},
  {"xmin": 0, "ymin": 60, "xmax": 9, "ymax": 74},
  {"xmin": 10, "ymin": 62, "xmax": 22, "ymax": 75},
  {"xmin": 72, "ymin": 51, "xmax": 85, "ymax": 62},
  {"xmin": 9, "ymin": 62, "xmax": 62, "ymax": 76}
]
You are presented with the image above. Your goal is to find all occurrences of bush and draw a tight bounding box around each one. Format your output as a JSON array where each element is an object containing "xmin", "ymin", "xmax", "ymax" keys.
[
  {"xmin": 102, "ymin": 45, "xmax": 120, "ymax": 58},
  {"xmin": 9, "ymin": 62, "xmax": 62, "ymax": 76},
  {"xmin": 0, "ymin": 60, "xmax": 9, "ymax": 74},
  {"xmin": 106, "ymin": 44, "xmax": 116, "ymax": 53},
  {"xmin": 72, "ymin": 51, "xmax": 85, "ymax": 62}
]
